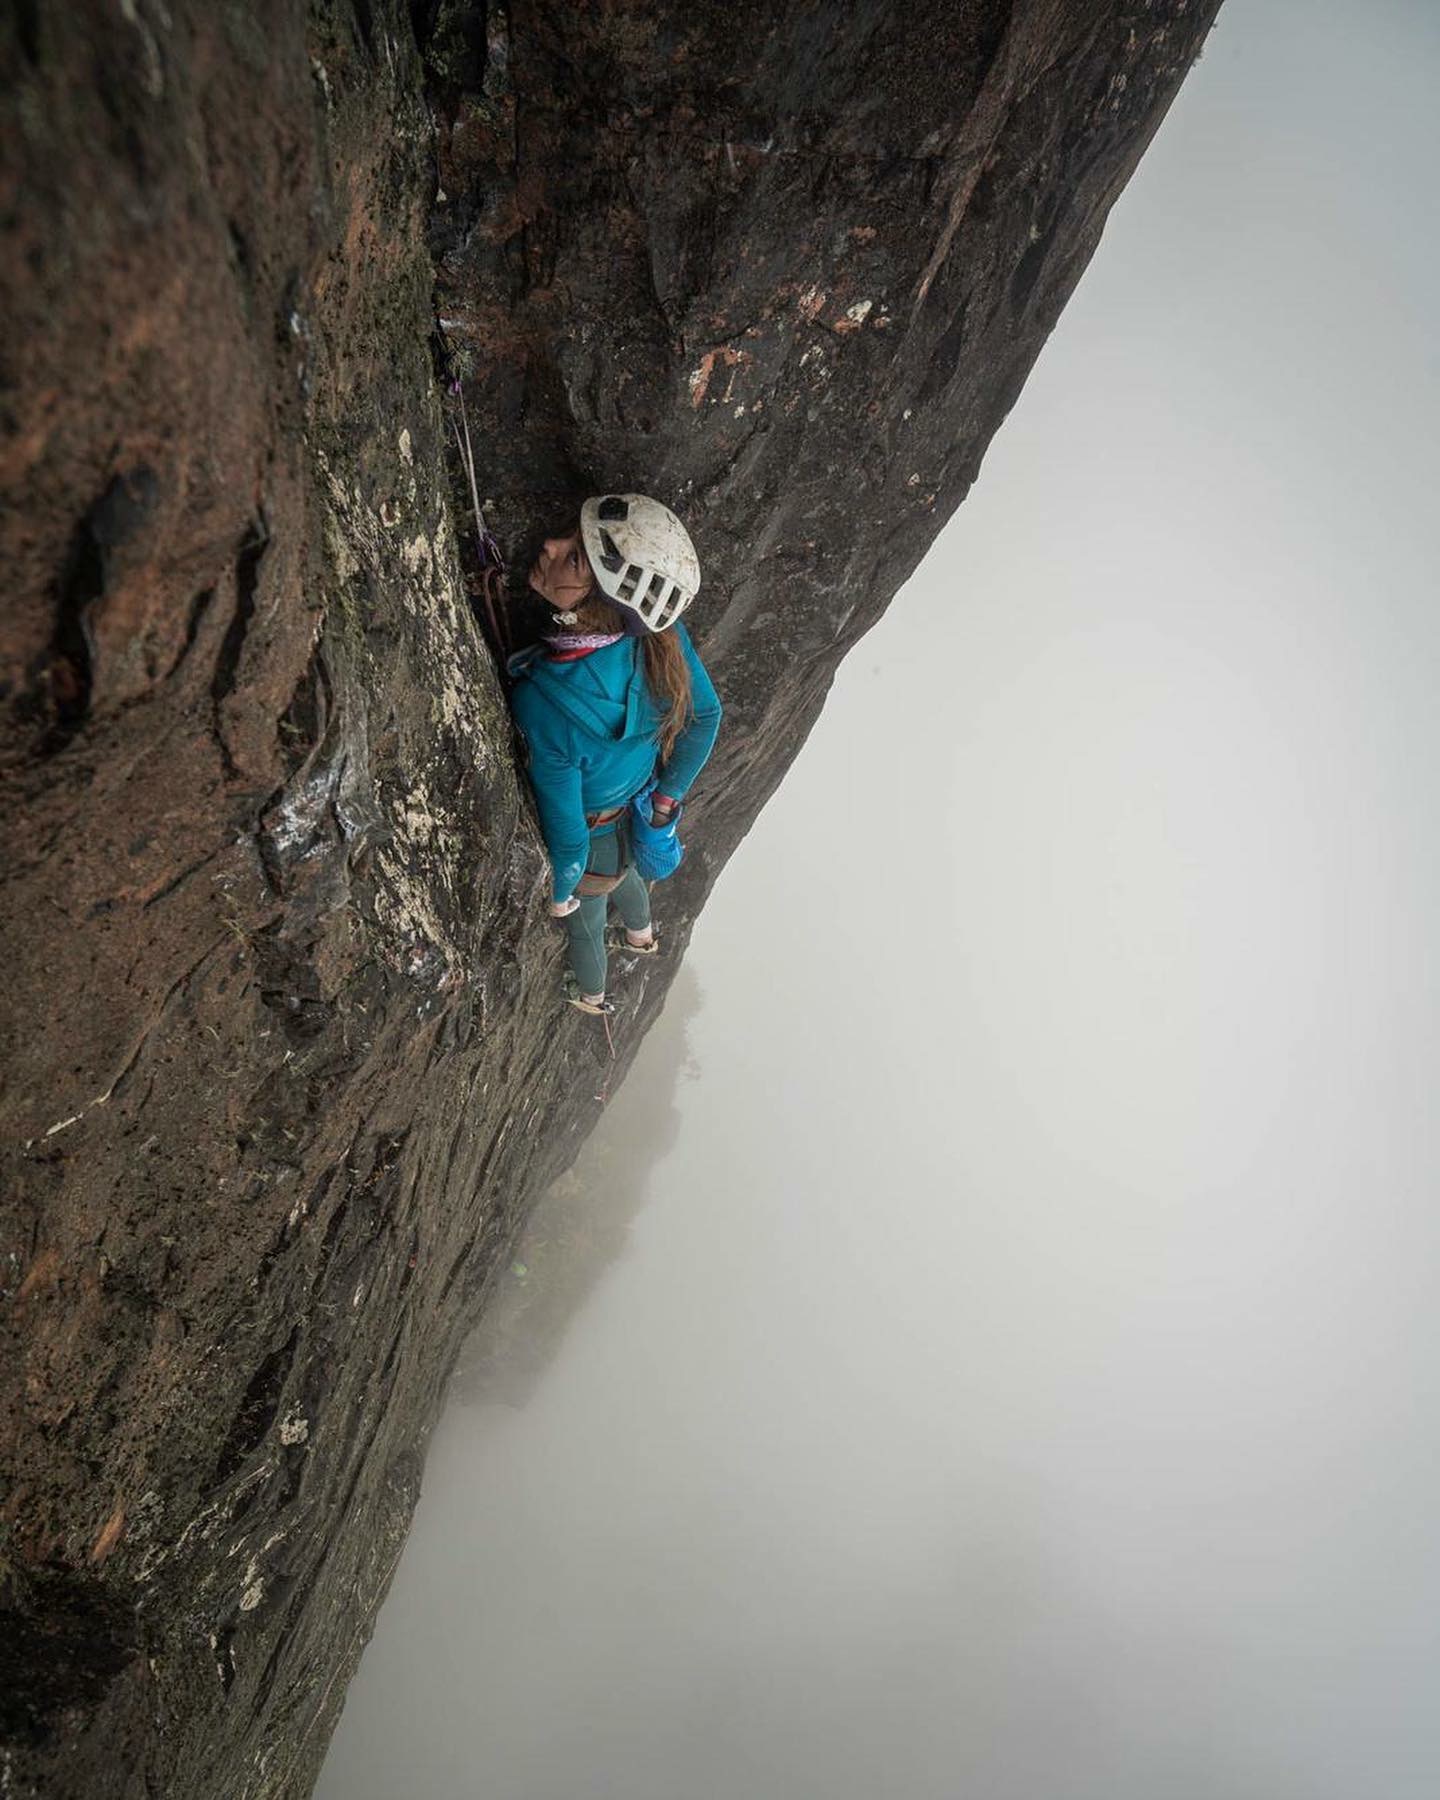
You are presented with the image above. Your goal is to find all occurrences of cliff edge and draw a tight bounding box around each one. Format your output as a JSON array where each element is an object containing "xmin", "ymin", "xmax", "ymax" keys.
[{"xmin": 0, "ymin": 3, "xmax": 1220, "ymax": 1794}]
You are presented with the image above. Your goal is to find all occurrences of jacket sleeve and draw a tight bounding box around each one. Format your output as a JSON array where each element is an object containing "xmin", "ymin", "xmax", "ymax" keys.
[
  {"xmin": 657, "ymin": 623, "xmax": 723, "ymax": 800},
  {"xmin": 512, "ymin": 685, "xmax": 590, "ymax": 904}
]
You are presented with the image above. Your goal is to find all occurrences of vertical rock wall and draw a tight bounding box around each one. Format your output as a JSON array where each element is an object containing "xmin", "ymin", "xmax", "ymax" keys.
[{"xmin": 0, "ymin": 2, "xmax": 1220, "ymax": 1794}]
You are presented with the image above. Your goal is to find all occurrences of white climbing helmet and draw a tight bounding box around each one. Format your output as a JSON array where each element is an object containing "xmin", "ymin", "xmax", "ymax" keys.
[{"xmin": 579, "ymin": 493, "xmax": 700, "ymax": 633}]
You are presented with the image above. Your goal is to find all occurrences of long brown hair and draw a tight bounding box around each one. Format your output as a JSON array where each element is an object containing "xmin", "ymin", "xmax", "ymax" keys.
[{"xmin": 569, "ymin": 577, "xmax": 694, "ymax": 765}]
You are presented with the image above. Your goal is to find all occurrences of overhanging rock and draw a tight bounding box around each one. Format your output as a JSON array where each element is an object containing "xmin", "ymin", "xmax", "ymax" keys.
[{"xmin": 0, "ymin": 2, "xmax": 1221, "ymax": 1793}]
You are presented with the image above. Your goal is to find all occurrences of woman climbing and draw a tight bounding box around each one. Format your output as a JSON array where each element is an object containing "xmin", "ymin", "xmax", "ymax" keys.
[{"xmin": 509, "ymin": 494, "xmax": 722, "ymax": 1015}]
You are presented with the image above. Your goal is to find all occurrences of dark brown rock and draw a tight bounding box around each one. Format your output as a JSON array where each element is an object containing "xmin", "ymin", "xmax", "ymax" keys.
[{"xmin": 0, "ymin": 1, "xmax": 1220, "ymax": 1793}]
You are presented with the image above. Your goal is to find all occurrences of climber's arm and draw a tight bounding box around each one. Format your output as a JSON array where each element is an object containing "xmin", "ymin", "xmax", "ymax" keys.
[
  {"xmin": 513, "ymin": 691, "xmax": 589, "ymax": 906},
  {"xmin": 656, "ymin": 621, "xmax": 722, "ymax": 802}
]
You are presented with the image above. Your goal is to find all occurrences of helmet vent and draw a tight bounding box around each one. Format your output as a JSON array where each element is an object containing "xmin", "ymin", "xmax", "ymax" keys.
[{"xmin": 583, "ymin": 493, "xmax": 697, "ymax": 632}]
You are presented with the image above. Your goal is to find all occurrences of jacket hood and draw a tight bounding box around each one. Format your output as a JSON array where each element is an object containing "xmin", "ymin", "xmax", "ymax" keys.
[{"xmin": 520, "ymin": 640, "xmax": 656, "ymax": 743}]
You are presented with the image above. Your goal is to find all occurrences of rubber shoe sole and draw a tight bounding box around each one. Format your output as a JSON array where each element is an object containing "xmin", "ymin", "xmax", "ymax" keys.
[{"xmin": 605, "ymin": 927, "xmax": 659, "ymax": 956}]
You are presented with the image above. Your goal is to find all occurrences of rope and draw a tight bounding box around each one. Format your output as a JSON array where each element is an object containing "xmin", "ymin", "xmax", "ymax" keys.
[
  {"xmin": 449, "ymin": 378, "xmax": 511, "ymax": 662},
  {"xmin": 593, "ymin": 1007, "xmax": 618, "ymax": 1104}
]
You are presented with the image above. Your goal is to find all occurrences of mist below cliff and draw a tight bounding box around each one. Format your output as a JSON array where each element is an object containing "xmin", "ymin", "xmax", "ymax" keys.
[{"xmin": 317, "ymin": 4, "xmax": 1440, "ymax": 1796}]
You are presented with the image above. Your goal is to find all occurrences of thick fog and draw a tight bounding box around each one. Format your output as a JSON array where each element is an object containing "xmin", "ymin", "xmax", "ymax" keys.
[{"xmin": 318, "ymin": 4, "xmax": 1440, "ymax": 1796}]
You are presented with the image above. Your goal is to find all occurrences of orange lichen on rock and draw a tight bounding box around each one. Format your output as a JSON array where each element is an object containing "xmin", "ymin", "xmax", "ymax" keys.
[
  {"xmin": 90, "ymin": 1504, "xmax": 126, "ymax": 1565},
  {"xmin": 17, "ymin": 1248, "xmax": 62, "ymax": 1303},
  {"xmin": 687, "ymin": 345, "xmax": 747, "ymax": 408}
]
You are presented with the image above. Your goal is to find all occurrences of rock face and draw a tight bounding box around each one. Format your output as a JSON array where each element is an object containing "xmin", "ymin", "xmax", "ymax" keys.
[{"xmin": 0, "ymin": 2, "xmax": 1220, "ymax": 1793}]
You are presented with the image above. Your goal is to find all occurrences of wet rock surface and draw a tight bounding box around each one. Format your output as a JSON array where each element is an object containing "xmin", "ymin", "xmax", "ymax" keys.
[{"xmin": 0, "ymin": 2, "xmax": 1219, "ymax": 1793}]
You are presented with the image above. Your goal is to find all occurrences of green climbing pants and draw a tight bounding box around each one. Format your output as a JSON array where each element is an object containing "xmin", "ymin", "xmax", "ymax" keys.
[{"xmin": 562, "ymin": 825, "xmax": 651, "ymax": 996}]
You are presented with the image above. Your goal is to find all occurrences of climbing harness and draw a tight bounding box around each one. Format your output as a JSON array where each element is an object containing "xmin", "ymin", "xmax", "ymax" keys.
[
  {"xmin": 449, "ymin": 378, "xmax": 510, "ymax": 662},
  {"xmin": 572, "ymin": 804, "xmax": 632, "ymax": 896}
]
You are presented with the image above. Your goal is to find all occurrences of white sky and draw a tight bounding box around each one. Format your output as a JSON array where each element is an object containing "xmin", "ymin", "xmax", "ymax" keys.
[{"xmin": 319, "ymin": 5, "xmax": 1440, "ymax": 1796}]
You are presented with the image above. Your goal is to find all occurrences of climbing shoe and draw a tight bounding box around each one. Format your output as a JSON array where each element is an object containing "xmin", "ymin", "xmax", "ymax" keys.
[
  {"xmin": 562, "ymin": 975, "xmax": 614, "ymax": 1016},
  {"xmin": 605, "ymin": 925, "xmax": 659, "ymax": 957}
]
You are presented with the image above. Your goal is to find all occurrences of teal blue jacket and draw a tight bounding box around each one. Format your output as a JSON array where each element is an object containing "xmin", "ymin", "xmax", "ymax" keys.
[{"xmin": 511, "ymin": 623, "xmax": 722, "ymax": 903}]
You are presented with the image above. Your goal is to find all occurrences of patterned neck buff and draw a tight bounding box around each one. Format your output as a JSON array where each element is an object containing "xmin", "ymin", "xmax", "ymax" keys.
[{"xmin": 546, "ymin": 631, "xmax": 624, "ymax": 661}]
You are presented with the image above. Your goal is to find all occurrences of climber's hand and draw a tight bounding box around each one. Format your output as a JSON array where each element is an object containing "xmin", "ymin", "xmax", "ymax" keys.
[{"xmin": 549, "ymin": 896, "xmax": 581, "ymax": 919}]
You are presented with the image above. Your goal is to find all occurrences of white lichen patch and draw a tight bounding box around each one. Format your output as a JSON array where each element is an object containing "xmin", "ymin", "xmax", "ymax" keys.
[
  {"xmin": 797, "ymin": 285, "xmax": 826, "ymax": 322},
  {"xmin": 373, "ymin": 844, "xmax": 459, "ymax": 976},
  {"xmin": 240, "ymin": 1581, "xmax": 264, "ymax": 1612},
  {"xmin": 266, "ymin": 766, "xmax": 340, "ymax": 856},
  {"xmin": 314, "ymin": 450, "xmax": 493, "ymax": 752},
  {"xmin": 322, "ymin": 503, "xmax": 360, "ymax": 583},
  {"xmin": 430, "ymin": 660, "xmax": 483, "ymax": 735},
  {"xmin": 278, "ymin": 1412, "xmax": 309, "ymax": 1446},
  {"xmin": 308, "ymin": 441, "xmax": 525, "ymax": 987},
  {"xmin": 394, "ymin": 794, "xmax": 437, "ymax": 846},
  {"xmin": 119, "ymin": 0, "xmax": 165, "ymax": 98},
  {"xmin": 845, "ymin": 299, "xmax": 874, "ymax": 325},
  {"xmin": 133, "ymin": 1462, "xmax": 273, "ymax": 1584},
  {"xmin": 401, "ymin": 532, "xmax": 433, "ymax": 577}
]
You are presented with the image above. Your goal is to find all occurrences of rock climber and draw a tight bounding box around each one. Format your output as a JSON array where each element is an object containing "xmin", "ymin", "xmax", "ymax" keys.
[{"xmin": 509, "ymin": 494, "xmax": 722, "ymax": 1015}]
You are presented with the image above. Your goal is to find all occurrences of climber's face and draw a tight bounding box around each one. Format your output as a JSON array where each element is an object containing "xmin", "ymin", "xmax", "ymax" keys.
[{"xmin": 528, "ymin": 532, "xmax": 594, "ymax": 613}]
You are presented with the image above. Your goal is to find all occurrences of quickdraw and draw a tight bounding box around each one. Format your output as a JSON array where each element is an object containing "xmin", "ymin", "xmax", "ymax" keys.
[{"xmin": 449, "ymin": 377, "xmax": 511, "ymax": 663}]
